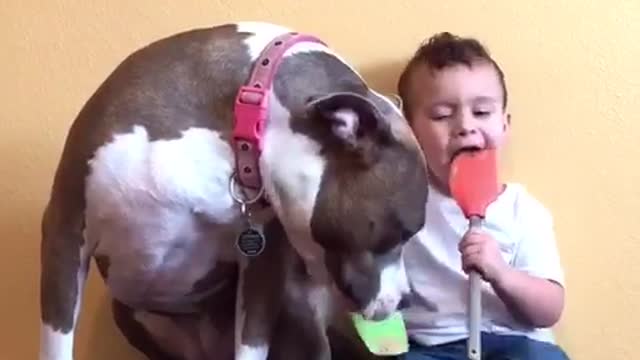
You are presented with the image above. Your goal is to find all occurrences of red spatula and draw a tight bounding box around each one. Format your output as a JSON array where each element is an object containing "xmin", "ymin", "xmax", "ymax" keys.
[{"xmin": 449, "ymin": 148, "xmax": 502, "ymax": 360}]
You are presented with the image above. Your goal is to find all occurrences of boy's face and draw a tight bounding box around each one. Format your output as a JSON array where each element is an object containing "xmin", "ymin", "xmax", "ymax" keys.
[{"xmin": 406, "ymin": 61, "xmax": 510, "ymax": 192}]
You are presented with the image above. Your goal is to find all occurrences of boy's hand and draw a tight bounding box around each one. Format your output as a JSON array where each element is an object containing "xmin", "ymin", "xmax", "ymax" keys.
[{"xmin": 458, "ymin": 229, "xmax": 509, "ymax": 283}]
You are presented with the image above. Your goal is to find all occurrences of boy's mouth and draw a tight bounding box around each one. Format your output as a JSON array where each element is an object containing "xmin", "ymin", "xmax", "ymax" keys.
[{"xmin": 450, "ymin": 146, "xmax": 483, "ymax": 163}]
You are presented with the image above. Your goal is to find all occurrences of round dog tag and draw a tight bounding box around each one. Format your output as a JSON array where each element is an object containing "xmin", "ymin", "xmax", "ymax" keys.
[{"xmin": 236, "ymin": 228, "xmax": 266, "ymax": 257}]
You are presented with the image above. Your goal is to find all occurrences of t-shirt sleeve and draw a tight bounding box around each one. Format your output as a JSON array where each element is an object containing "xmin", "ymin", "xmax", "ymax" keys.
[{"xmin": 511, "ymin": 189, "xmax": 566, "ymax": 287}]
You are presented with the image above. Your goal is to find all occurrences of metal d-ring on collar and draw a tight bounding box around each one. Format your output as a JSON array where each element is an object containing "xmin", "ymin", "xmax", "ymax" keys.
[{"xmin": 228, "ymin": 171, "xmax": 265, "ymax": 215}]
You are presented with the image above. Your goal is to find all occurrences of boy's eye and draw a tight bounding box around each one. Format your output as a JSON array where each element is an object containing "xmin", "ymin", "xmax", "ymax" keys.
[
  {"xmin": 429, "ymin": 109, "xmax": 453, "ymax": 121},
  {"xmin": 430, "ymin": 114, "xmax": 449, "ymax": 121},
  {"xmin": 473, "ymin": 110, "xmax": 491, "ymax": 117}
]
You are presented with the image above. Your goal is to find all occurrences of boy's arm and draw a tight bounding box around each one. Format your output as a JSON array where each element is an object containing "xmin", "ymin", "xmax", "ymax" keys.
[
  {"xmin": 460, "ymin": 231, "xmax": 565, "ymax": 328},
  {"xmin": 491, "ymin": 267, "xmax": 564, "ymax": 328},
  {"xmin": 459, "ymin": 190, "xmax": 566, "ymax": 328},
  {"xmin": 495, "ymin": 192, "xmax": 566, "ymax": 328}
]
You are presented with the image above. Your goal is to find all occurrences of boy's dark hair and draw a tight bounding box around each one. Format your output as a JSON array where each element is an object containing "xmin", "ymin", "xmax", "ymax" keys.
[{"xmin": 397, "ymin": 32, "xmax": 508, "ymax": 113}]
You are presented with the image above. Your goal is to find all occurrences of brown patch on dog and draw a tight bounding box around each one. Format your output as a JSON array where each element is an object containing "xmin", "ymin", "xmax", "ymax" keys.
[
  {"xmin": 200, "ymin": 272, "xmax": 238, "ymax": 340},
  {"xmin": 268, "ymin": 293, "xmax": 332, "ymax": 360},
  {"xmin": 299, "ymin": 92, "xmax": 427, "ymax": 251},
  {"xmin": 112, "ymin": 300, "xmax": 181, "ymax": 360},
  {"xmin": 273, "ymin": 52, "xmax": 369, "ymax": 116},
  {"xmin": 68, "ymin": 24, "xmax": 256, "ymax": 145},
  {"xmin": 40, "ymin": 204, "xmax": 86, "ymax": 332}
]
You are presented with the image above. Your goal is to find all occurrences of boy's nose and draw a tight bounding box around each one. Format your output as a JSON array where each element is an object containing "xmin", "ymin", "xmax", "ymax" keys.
[
  {"xmin": 451, "ymin": 119, "xmax": 478, "ymax": 138},
  {"xmin": 452, "ymin": 113, "xmax": 477, "ymax": 137},
  {"xmin": 456, "ymin": 127, "xmax": 477, "ymax": 137}
]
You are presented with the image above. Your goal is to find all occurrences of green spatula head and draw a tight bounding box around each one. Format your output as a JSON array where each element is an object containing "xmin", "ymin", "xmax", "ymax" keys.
[{"xmin": 351, "ymin": 311, "xmax": 409, "ymax": 356}]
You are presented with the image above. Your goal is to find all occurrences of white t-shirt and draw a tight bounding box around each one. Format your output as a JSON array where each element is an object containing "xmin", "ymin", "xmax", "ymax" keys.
[{"xmin": 402, "ymin": 182, "xmax": 565, "ymax": 346}]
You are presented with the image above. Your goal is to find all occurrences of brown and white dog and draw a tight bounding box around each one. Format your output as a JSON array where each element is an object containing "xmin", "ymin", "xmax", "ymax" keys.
[{"xmin": 39, "ymin": 21, "xmax": 428, "ymax": 360}]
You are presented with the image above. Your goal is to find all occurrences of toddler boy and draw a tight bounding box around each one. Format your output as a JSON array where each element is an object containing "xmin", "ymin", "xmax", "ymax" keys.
[{"xmin": 396, "ymin": 32, "xmax": 569, "ymax": 359}]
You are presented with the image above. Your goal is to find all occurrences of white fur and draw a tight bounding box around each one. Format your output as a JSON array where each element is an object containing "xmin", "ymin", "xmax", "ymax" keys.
[
  {"xmin": 86, "ymin": 125, "xmax": 237, "ymax": 225},
  {"xmin": 363, "ymin": 251, "xmax": 411, "ymax": 320},
  {"xmin": 83, "ymin": 126, "xmax": 239, "ymax": 308},
  {"xmin": 260, "ymin": 93, "xmax": 327, "ymax": 269},
  {"xmin": 39, "ymin": 325, "xmax": 74, "ymax": 360},
  {"xmin": 237, "ymin": 344, "xmax": 269, "ymax": 360}
]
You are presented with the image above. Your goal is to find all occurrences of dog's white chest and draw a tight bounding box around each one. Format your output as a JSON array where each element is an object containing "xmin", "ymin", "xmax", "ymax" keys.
[
  {"xmin": 86, "ymin": 125, "xmax": 238, "ymax": 222},
  {"xmin": 83, "ymin": 125, "xmax": 241, "ymax": 309}
]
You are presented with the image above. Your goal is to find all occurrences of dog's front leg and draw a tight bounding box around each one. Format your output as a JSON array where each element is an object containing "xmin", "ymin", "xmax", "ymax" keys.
[
  {"xmin": 234, "ymin": 219, "xmax": 288, "ymax": 360},
  {"xmin": 39, "ymin": 202, "xmax": 92, "ymax": 360}
]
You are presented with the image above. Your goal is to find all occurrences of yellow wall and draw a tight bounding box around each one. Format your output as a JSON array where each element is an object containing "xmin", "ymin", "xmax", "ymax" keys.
[{"xmin": 2, "ymin": 1, "xmax": 638, "ymax": 359}]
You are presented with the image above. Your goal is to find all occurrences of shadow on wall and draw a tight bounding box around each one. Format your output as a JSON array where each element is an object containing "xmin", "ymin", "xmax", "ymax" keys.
[{"xmin": 81, "ymin": 286, "xmax": 144, "ymax": 360}]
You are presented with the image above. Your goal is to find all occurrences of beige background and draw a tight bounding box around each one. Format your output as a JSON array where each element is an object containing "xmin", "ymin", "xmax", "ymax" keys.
[{"xmin": 2, "ymin": 1, "xmax": 639, "ymax": 359}]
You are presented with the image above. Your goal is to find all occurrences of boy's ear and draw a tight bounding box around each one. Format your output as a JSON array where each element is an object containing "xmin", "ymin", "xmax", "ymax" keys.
[{"xmin": 503, "ymin": 113, "xmax": 511, "ymax": 131}]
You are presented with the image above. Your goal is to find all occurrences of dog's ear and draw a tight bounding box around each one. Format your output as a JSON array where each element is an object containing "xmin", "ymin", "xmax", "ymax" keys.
[{"xmin": 305, "ymin": 92, "xmax": 390, "ymax": 150}]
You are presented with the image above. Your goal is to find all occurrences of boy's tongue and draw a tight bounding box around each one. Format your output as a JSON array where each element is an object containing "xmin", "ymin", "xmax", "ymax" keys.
[{"xmin": 451, "ymin": 145, "xmax": 483, "ymax": 162}]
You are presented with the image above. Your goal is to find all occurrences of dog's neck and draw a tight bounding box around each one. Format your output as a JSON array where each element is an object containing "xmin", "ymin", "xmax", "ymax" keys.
[{"xmin": 231, "ymin": 32, "xmax": 326, "ymax": 193}]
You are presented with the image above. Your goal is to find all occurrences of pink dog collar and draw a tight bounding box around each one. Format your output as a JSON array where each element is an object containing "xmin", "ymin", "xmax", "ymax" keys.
[{"xmin": 232, "ymin": 32, "xmax": 327, "ymax": 192}]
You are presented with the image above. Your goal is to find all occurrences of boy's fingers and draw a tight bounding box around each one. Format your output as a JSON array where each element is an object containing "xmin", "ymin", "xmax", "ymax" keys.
[
  {"xmin": 459, "ymin": 235, "xmax": 485, "ymax": 251},
  {"xmin": 461, "ymin": 244, "xmax": 482, "ymax": 256},
  {"xmin": 462, "ymin": 248, "xmax": 490, "ymax": 272},
  {"xmin": 459, "ymin": 235, "xmax": 476, "ymax": 249},
  {"xmin": 462, "ymin": 256, "xmax": 484, "ymax": 276},
  {"xmin": 462, "ymin": 252, "xmax": 482, "ymax": 269}
]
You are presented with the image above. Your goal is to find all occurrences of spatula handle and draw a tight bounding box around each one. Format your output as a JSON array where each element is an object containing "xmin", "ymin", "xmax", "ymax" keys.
[
  {"xmin": 468, "ymin": 271, "xmax": 482, "ymax": 360},
  {"xmin": 467, "ymin": 216, "xmax": 483, "ymax": 360}
]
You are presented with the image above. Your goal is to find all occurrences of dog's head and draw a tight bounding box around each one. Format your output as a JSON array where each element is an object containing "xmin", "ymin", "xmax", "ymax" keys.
[{"xmin": 262, "ymin": 90, "xmax": 428, "ymax": 320}]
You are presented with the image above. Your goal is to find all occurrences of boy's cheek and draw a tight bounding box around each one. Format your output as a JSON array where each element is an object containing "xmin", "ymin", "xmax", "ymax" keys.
[
  {"xmin": 414, "ymin": 126, "xmax": 448, "ymax": 154},
  {"xmin": 480, "ymin": 122, "xmax": 509, "ymax": 147}
]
